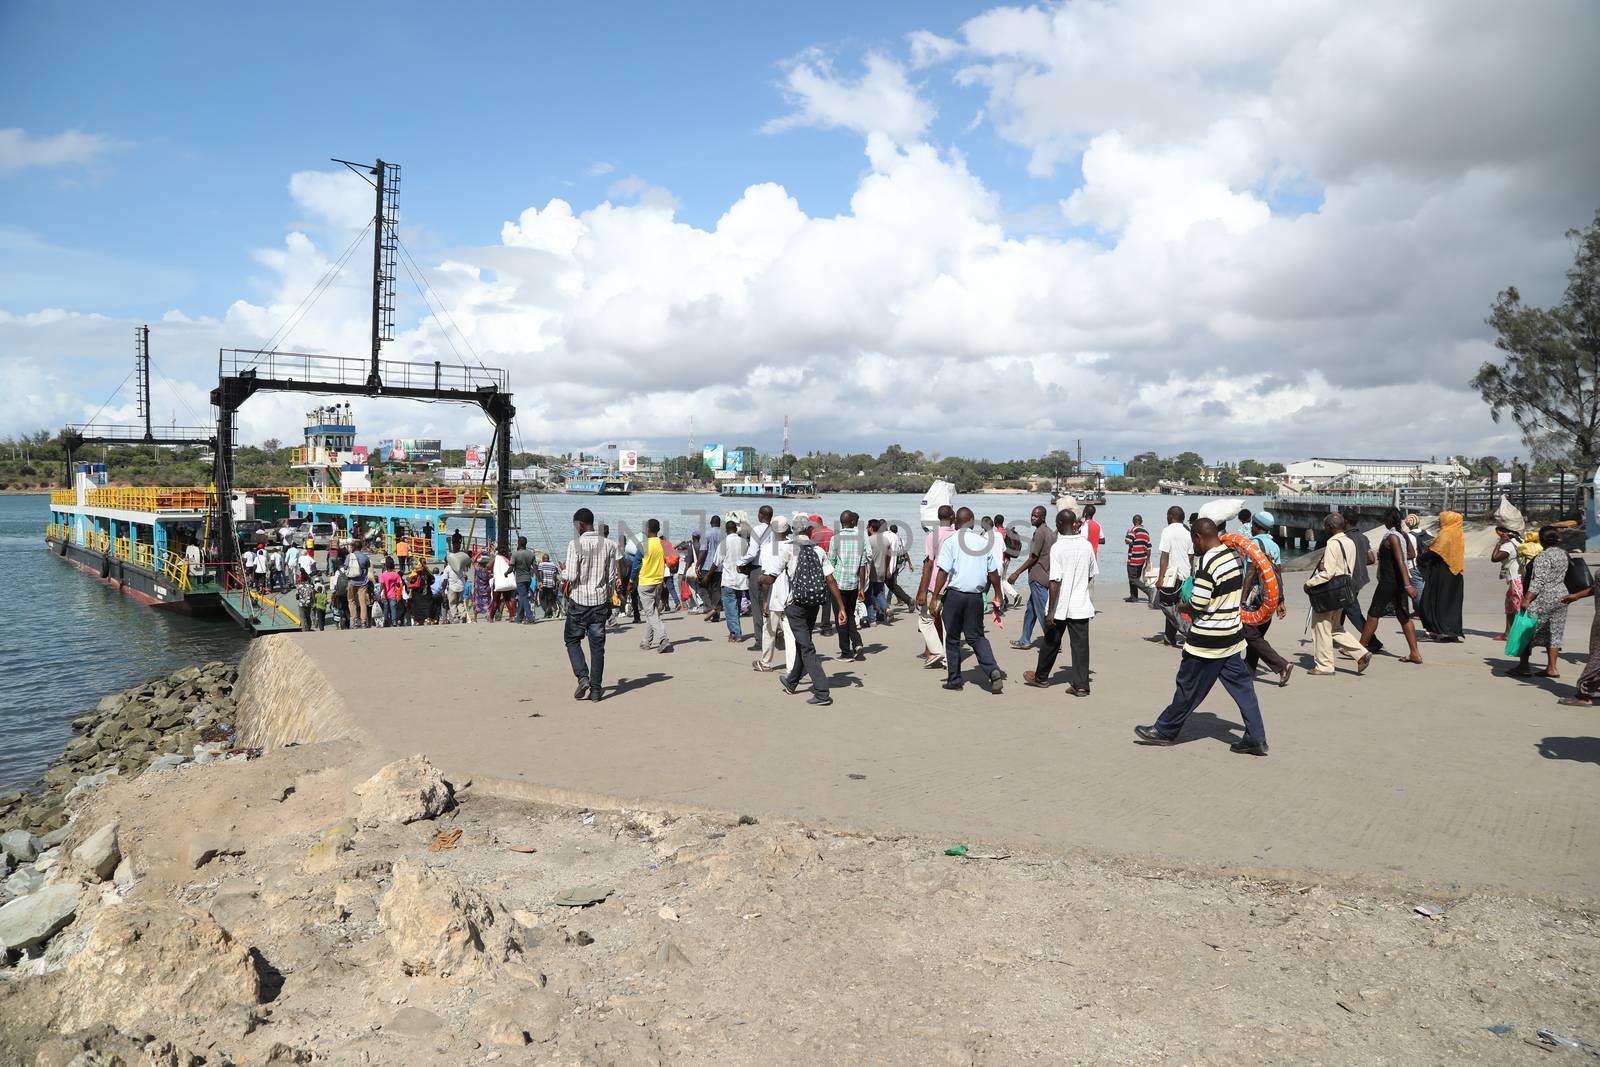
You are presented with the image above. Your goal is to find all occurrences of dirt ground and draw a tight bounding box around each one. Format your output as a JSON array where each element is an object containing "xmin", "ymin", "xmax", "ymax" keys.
[{"xmin": 1, "ymin": 741, "xmax": 1595, "ymax": 1066}]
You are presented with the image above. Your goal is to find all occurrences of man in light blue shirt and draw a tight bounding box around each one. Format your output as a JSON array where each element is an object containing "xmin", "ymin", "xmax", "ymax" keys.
[
  {"xmin": 930, "ymin": 507, "xmax": 1006, "ymax": 694},
  {"xmin": 1250, "ymin": 511, "xmax": 1282, "ymax": 566}
]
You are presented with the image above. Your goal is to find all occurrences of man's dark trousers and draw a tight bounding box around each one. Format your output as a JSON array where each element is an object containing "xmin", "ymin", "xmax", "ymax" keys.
[
  {"xmin": 1035, "ymin": 616, "xmax": 1090, "ymax": 690},
  {"xmin": 1152, "ymin": 651, "xmax": 1267, "ymax": 745},
  {"xmin": 563, "ymin": 600, "xmax": 608, "ymax": 691},
  {"xmin": 784, "ymin": 603, "xmax": 830, "ymax": 696},
  {"xmin": 1243, "ymin": 618, "xmax": 1288, "ymax": 674},
  {"xmin": 837, "ymin": 588, "xmax": 862, "ymax": 656},
  {"xmin": 942, "ymin": 589, "xmax": 999, "ymax": 686}
]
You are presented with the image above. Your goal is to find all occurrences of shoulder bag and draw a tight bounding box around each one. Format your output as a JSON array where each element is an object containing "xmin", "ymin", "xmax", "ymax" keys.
[{"xmin": 1305, "ymin": 539, "xmax": 1357, "ymax": 615}]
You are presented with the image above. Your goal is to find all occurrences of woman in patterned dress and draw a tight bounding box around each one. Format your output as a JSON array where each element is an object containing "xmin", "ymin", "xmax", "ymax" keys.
[{"xmin": 1509, "ymin": 527, "xmax": 1569, "ymax": 679}]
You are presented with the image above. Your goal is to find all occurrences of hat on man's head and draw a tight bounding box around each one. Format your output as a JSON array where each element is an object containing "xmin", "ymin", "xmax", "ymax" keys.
[
  {"xmin": 1251, "ymin": 510, "xmax": 1274, "ymax": 528},
  {"xmin": 770, "ymin": 514, "xmax": 791, "ymax": 534},
  {"xmin": 791, "ymin": 513, "xmax": 815, "ymax": 532}
]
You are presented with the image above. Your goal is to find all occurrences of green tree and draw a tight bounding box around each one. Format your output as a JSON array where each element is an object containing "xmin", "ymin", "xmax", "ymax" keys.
[{"xmin": 1473, "ymin": 209, "xmax": 1600, "ymax": 472}]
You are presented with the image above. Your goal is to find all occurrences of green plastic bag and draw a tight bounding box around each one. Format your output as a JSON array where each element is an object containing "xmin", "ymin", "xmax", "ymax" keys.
[
  {"xmin": 1179, "ymin": 576, "xmax": 1195, "ymax": 603},
  {"xmin": 1504, "ymin": 610, "xmax": 1538, "ymax": 658}
]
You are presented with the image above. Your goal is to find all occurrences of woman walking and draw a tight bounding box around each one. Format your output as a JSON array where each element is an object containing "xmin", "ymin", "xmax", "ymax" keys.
[
  {"xmin": 407, "ymin": 562, "xmax": 433, "ymax": 626},
  {"xmin": 1360, "ymin": 508, "xmax": 1423, "ymax": 663},
  {"xmin": 1510, "ymin": 527, "xmax": 1570, "ymax": 679},
  {"xmin": 1417, "ymin": 511, "xmax": 1465, "ymax": 641},
  {"xmin": 377, "ymin": 560, "xmax": 403, "ymax": 627},
  {"xmin": 470, "ymin": 554, "xmax": 492, "ymax": 622}
]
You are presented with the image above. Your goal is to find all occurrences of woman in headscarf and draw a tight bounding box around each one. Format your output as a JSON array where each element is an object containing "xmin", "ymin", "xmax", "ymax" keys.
[
  {"xmin": 470, "ymin": 553, "xmax": 492, "ymax": 622},
  {"xmin": 1510, "ymin": 527, "xmax": 1570, "ymax": 679},
  {"xmin": 1417, "ymin": 511, "xmax": 1465, "ymax": 641}
]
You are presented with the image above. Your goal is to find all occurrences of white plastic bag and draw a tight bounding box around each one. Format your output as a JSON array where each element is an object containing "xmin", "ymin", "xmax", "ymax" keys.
[{"xmin": 919, "ymin": 480, "xmax": 955, "ymax": 528}]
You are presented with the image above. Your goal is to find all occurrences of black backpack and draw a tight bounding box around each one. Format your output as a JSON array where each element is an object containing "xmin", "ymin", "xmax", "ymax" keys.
[{"xmin": 789, "ymin": 546, "xmax": 828, "ymax": 606}]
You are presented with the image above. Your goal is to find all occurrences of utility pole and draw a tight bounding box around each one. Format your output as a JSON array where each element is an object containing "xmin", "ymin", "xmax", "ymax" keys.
[{"xmin": 135, "ymin": 325, "xmax": 152, "ymax": 441}]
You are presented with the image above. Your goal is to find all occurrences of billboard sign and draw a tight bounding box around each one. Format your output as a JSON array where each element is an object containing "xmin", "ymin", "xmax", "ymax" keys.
[
  {"xmin": 395, "ymin": 438, "xmax": 441, "ymax": 464},
  {"xmin": 713, "ymin": 468, "xmax": 738, "ymax": 481},
  {"xmin": 465, "ymin": 445, "xmax": 487, "ymax": 469},
  {"xmin": 618, "ymin": 449, "xmax": 639, "ymax": 473},
  {"xmin": 702, "ymin": 443, "xmax": 724, "ymax": 471},
  {"xmin": 726, "ymin": 449, "xmax": 747, "ymax": 473}
]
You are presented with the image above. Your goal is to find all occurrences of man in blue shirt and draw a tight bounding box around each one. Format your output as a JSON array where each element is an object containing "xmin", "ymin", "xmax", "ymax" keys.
[
  {"xmin": 1250, "ymin": 510, "xmax": 1282, "ymax": 566},
  {"xmin": 930, "ymin": 507, "xmax": 1006, "ymax": 693}
]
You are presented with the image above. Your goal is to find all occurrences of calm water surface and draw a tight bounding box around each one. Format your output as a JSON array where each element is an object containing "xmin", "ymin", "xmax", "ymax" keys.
[{"xmin": 3, "ymin": 488, "xmax": 1229, "ymax": 791}]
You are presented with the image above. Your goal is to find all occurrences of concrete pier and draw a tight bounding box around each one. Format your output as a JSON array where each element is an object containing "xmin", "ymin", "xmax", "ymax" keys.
[{"xmin": 237, "ymin": 561, "xmax": 1598, "ymax": 898}]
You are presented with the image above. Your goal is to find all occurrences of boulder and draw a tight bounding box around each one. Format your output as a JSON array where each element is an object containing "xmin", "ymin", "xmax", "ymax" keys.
[
  {"xmin": 480, "ymin": 989, "xmax": 562, "ymax": 1047},
  {"xmin": 1, "ymin": 829, "xmax": 41, "ymax": 863},
  {"xmin": 62, "ymin": 769, "xmax": 119, "ymax": 808},
  {"xmin": 3, "ymin": 866, "xmax": 46, "ymax": 898},
  {"xmin": 187, "ymin": 833, "xmax": 244, "ymax": 869},
  {"xmin": 355, "ymin": 755, "xmax": 454, "ymax": 826},
  {"xmin": 53, "ymin": 903, "xmax": 262, "ymax": 1031},
  {"xmin": 71, "ymin": 824, "xmax": 120, "ymax": 882},
  {"xmin": 378, "ymin": 857, "xmax": 520, "ymax": 978},
  {"xmin": 0, "ymin": 883, "xmax": 79, "ymax": 955},
  {"xmin": 39, "ymin": 824, "xmax": 73, "ymax": 849},
  {"xmin": 144, "ymin": 753, "xmax": 188, "ymax": 775}
]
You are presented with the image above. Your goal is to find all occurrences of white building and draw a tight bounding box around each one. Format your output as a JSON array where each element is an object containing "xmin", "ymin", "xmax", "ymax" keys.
[{"xmin": 1284, "ymin": 457, "xmax": 1469, "ymax": 488}]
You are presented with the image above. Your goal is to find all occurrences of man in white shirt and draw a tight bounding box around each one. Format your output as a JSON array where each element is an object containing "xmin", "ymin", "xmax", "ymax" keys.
[
  {"xmin": 1154, "ymin": 506, "xmax": 1193, "ymax": 647},
  {"xmin": 753, "ymin": 515, "xmax": 795, "ymax": 674},
  {"xmin": 1024, "ymin": 509, "xmax": 1097, "ymax": 695},
  {"xmin": 718, "ymin": 519, "xmax": 748, "ymax": 643}
]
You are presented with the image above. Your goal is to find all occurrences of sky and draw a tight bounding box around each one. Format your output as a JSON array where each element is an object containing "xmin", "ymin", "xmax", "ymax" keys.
[{"xmin": 2, "ymin": 0, "xmax": 1597, "ymax": 463}]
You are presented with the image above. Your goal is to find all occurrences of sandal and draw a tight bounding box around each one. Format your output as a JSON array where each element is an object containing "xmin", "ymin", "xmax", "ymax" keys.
[
  {"xmin": 1504, "ymin": 667, "xmax": 1533, "ymax": 678},
  {"xmin": 1557, "ymin": 696, "xmax": 1593, "ymax": 706},
  {"xmin": 1397, "ymin": 656, "xmax": 1423, "ymax": 665},
  {"xmin": 1538, "ymin": 670, "xmax": 1561, "ymax": 679}
]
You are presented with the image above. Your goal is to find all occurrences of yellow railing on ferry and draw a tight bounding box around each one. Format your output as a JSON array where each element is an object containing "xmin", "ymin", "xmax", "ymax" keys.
[
  {"xmin": 83, "ymin": 486, "xmax": 214, "ymax": 512},
  {"xmin": 290, "ymin": 485, "xmax": 493, "ymax": 509},
  {"xmin": 383, "ymin": 533, "xmax": 433, "ymax": 560},
  {"xmin": 50, "ymin": 490, "xmax": 76, "ymax": 505}
]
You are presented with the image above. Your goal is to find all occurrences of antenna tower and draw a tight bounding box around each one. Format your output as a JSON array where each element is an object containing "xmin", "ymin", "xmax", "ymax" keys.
[
  {"xmin": 781, "ymin": 414, "xmax": 790, "ymax": 458},
  {"xmin": 332, "ymin": 157, "xmax": 401, "ymax": 387}
]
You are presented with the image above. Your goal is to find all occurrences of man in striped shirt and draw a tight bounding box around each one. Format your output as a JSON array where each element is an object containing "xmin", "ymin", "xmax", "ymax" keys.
[
  {"xmin": 1123, "ymin": 516, "xmax": 1151, "ymax": 602},
  {"xmin": 828, "ymin": 510, "xmax": 868, "ymax": 660},
  {"xmin": 1134, "ymin": 518, "xmax": 1268, "ymax": 756}
]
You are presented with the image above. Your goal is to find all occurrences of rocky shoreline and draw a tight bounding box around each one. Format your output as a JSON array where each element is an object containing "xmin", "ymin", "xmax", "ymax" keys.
[
  {"xmin": 0, "ymin": 662, "xmax": 242, "ymax": 841},
  {"xmin": 0, "ymin": 656, "xmax": 1595, "ymax": 1064}
]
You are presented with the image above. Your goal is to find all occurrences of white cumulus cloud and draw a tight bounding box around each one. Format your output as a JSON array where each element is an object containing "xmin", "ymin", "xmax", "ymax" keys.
[{"xmin": 763, "ymin": 50, "xmax": 935, "ymax": 143}]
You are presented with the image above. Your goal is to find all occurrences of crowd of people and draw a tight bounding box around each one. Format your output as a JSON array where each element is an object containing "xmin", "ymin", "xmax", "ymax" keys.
[{"xmin": 269, "ymin": 496, "xmax": 1598, "ymax": 728}]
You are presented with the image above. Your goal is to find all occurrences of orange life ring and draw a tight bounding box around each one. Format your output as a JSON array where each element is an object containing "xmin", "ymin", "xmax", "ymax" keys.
[{"xmin": 1221, "ymin": 532, "xmax": 1280, "ymax": 626}]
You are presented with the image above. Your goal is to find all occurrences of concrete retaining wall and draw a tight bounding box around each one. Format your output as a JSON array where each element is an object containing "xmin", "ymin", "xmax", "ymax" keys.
[{"xmin": 234, "ymin": 635, "xmax": 369, "ymax": 750}]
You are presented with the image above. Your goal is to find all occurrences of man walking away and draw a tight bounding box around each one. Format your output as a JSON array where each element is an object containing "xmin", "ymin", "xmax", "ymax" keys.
[
  {"xmin": 884, "ymin": 523, "xmax": 916, "ymax": 610},
  {"xmin": 777, "ymin": 516, "xmax": 849, "ymax": 706},
  {"xmin": 511, "ymin": 536, "xmax": 538, "ymax": 623},
  {"xmin": 1340, "ymin": 508, "xmax": 1384, "ymax": 655},
  {"xmin": 345, "ymin": 541, "xmax": 372, "ymax": 628},
  {"xmin": 865, "ymin": 519, "xmax": 893, "ymax": 624},
  {"xmin": 700, "ymin": 515, "xmax": 724, "ymax": 623},
  {"xmin": 1025, "ymin": 508, "xmax": 1096, "ymax": 694},
  {"xmin": 1124, "ymin": 515, "xmax": 1151, "ymax": 601},
  {"xmin": 637, "ymin": 519, "xmax": 671, "ymax": 652},
  {"xmin": 1305, "ymin": 513, "xmax": 1372, "ymax": 675},
  {"xmin": 1134, "ymin": 518, "xmax": 1269, "ymax": 756},
  {"xmin": 1153, "ymin": 506, "xmax": 1192, "ymax": 646},
  {"xmin": 537, "ymin": 552, "xmax": 560, "ymax": 617},
  {"xmin": 718, "ymin": 519, "xmax": 747, "ymax": 642},
  {"xmin": 1007, "ymin": 505, "xmax": 1056, "ymax": 650},
  {"xmin": 563, "ymin": 508, "xmax": 620, "ymax": 702},
  {"xmin": 931, "ymin": 507, "xmax": 1007, "ymax": 693},
  {"xmin": 1242, "ymin": 510, "xmax": 1293, "ymax": 686},
  {"xmin": 754, "ymin": 515, "xmax": 797, "ymax": 674},
  {"xmin": 742, "ymin": 505, "xmax": 774, "ymax": 652},
  {"xmin": 828, "ymin": 511, "xmax": 868, "ymax": 660}
]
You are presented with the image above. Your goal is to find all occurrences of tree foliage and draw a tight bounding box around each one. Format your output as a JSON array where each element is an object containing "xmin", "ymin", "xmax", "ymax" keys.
[{"xmin": 1473, "ymin": 209, "xmax": 1600, "ymax": 472}]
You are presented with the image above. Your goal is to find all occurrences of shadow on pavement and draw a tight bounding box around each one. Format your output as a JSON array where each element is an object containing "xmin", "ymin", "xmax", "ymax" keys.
[
  {"xmin": 1537, "ymin": 736, "xmax": 1600, "ymax": 765},
  {"xmin": 611, "ymin": 672, "xmax": 671, "ymax": 696}
]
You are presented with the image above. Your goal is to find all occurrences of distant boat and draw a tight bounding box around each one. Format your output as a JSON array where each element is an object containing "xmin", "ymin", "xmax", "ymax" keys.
[
  {"xmin": 718, "ymin": 477, "xmax": 817, "ymax": 499},
  {"xmin": 565, "ymin": 477, "xmax": 633, "ymax": 496}
]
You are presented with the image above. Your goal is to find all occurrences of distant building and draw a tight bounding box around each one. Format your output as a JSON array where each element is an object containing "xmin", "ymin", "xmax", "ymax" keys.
[{"xmin": 1284, "ymin": 457, "xmax": 1469, "ymax": 488}]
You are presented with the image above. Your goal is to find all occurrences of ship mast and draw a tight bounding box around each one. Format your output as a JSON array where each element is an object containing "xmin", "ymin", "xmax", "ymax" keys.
[{"xmin": 332, "ymin": 157, "xmax": 401, "ymax": 388}]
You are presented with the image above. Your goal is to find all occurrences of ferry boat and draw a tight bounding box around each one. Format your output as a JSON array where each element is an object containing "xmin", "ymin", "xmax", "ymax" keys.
[
  {"xmin": 718, "ymin": 477, "xmax": 818, "ymax": 499},
  {"xmin": 565, "ymin": 477, "xmax": 633, "ymax": 495},
  {"xmin": 47, "ymin": 469, "xmax": 225, "ymax": 615}
]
